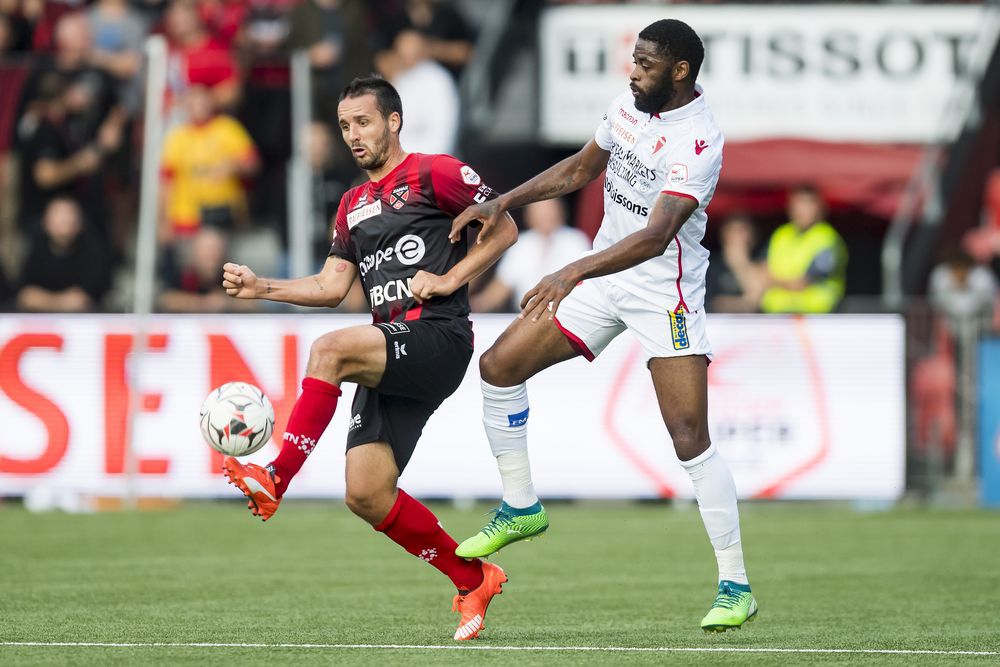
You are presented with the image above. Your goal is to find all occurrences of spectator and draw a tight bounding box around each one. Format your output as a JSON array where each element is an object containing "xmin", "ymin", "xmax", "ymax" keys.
[
  {"xmin": 706, "ymin": 213, "xmax": 769, "ymax": 313},
  {"xmin": 197, "ymin": 0, "xmax": 247, "ymax": 49},
  {"xmin": 928, "ymin": 247, "xmax": 997, "ymax": 328},
  {"xmin": 388, "ymin": 29, "xmax": 458, "ymax": 155},
  {"xmin": 760, "ymin": 185, "xmax": 848, "ymax": 314},
  {"xmin": 472, "ymin": 198, "xmax": 591, "ymax": 313},
  {"xmin": 16, "ymin": 196, "xmax": 110, "ymax": 312},
  {"xmin": 158, "ymin": 224, "xmax": 257, "ymax": 312},
  {"xmin": 87, "ymin": 0, "xmax": 148, "ymax": 114},
  {"xmin": 16, "ymin": 71, "xmax": 125, "ymax": 237},
  {"xmin": 285, "ymin": 0, "xmax": 372, "ymax": 119},
  {"xmin": 375, "ymin": 0, "xmax": 474, "ymax": 81},
  {"xmin": 160, "ymin": 84, "xmax": 259, "ymax": 243},
  {"xmin": 0, "ymin": 4, "xmax": 34, "ymax": 53},
  {"xmin": 164, "ymin": 0, "xmax": 240, "ymax": 119}
]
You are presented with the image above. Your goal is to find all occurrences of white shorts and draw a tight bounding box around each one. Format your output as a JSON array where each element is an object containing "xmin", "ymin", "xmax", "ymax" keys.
[{"xmin": 552, "ymin": 277, "xmax": 713, "ymax": 363}]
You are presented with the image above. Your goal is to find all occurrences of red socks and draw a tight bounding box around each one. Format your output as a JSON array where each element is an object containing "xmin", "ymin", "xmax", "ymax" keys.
[
  {"xmin": 269, "ymin": 377, "xmax": 341, "ymax": 497},
  {"xmin": 376, "ymin": 489, "xmax": 485, "ymax": 592}
]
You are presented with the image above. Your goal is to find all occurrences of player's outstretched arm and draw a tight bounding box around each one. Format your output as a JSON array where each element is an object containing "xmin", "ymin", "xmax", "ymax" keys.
[
  {"xmin": 222, "ymin": 257, "xmax": 358, "ymax": 308},
  {"xmin": 520, "ymin": 193, "xmax": 698, "ymax": 322},
  {"xmin": 448, "ymin": 140, "xmax": 610, "ymax": 244},
  {"xmin": 412, "ymin": 213, "xmax": 518, "ymax": 303}
]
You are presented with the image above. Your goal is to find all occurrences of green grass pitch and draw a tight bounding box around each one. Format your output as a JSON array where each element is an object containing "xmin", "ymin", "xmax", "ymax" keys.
[{"xmin": 1, "ymin": 501, "xmax": 998, "ymax": 665}]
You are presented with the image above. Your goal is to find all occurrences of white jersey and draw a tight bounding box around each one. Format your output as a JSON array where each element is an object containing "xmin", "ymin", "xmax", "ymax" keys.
[{"xmin": 593, "ymin": 84, "xmax": 723, "ymax": 314}]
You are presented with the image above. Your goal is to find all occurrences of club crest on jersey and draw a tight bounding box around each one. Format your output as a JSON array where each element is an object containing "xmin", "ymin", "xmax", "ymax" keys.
[
  {"xmin": 652, "ymin": 135, "xmax": 668, "ymax": 155},
  {"xmin": 390, "ymin": 184, "xmax": 410, "ymax": 210},
  {"xmin": 668, "ymin": 310, "xmax": 690, "ymax": 350},
  {"xmin": 460, "ymin": 165, "xmax": 481, "ymax": 186}
]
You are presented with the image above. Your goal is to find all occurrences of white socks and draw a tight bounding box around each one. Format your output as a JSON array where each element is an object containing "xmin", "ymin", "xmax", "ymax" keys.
[
  {"xmin": 679, "ymin": 444, "xmax": 749, "ymax": 585},
  {"xmin": 481, "ymin": 380, "xmax": 539, "ymax": 509}
]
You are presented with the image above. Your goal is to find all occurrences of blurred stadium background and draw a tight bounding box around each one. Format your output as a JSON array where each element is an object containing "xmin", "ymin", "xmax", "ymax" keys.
[{"xmin": 1, "ymin": 0, "xmax": 1000, "ymax": 662}]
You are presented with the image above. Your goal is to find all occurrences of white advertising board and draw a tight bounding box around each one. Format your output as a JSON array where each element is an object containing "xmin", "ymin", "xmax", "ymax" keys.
[
  {"xmin": 0, "ymin": 314, "xmax": 904, "ymax": 500},
  {"xmin": 540, "ymin": 5, "xmax": 986, "ymax": 144}
]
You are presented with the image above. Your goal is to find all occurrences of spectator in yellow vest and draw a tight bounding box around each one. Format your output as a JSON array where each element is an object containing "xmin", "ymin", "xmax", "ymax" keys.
[{"xmin": 761, "ymin": 185, "xmax": 847, "ymax": 314}]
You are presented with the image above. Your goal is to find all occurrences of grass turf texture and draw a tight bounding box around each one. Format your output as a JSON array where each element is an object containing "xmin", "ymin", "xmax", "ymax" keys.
[{"xmin": 1, "ymin": 502, "xmax": 998, "ymax": 666}]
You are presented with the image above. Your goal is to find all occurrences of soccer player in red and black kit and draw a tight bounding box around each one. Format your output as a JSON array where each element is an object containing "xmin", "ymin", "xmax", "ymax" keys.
[{"xmin": 220, "ymin": 77, "xmax": 517, "ymax": 641}]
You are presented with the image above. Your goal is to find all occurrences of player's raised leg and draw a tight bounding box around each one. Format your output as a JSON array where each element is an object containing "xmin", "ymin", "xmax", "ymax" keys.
[
  {"xmin": 456, "ymin": 315, "xmax": 580, "ymax": 558},
  {"xmin": 345, "ymin": 441, "xmax": 507, "ymax": 641},
  {"xmin": 223, "ymin": 324, "xmax": 387, "ymax": 520},
  {"xmin": 648, "ymin": 355, "xmax": 757, "ymax": 631}
]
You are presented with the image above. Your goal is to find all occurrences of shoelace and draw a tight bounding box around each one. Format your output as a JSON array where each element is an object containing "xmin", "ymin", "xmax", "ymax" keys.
[
  {"xmin": 479, "ymin": 507, "xmax": 516, "ymax": 538},
  {"xmin": 711, "ymin": 586, "xmax": 744, "ymax": 610}
]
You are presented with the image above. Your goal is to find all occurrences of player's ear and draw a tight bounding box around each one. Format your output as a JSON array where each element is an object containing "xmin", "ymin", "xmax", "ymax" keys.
[
  {"xmin": 388, "ymin": 111, "xmax": 401, "ymax": 134},
  {"xmin": 673, "ymin": 60, "xmax": 690, "ymax": 83}
]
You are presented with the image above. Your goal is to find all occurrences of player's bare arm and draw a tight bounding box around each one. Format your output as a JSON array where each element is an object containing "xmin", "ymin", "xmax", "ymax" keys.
[
  {"xmin": 413, "ymin": 213, "xmax": 518, "ymax": 303},
  {"xmin": 222, "ymin": 257, "xmax": 358, "ymax": 308},
  {"xmin": 520, "ymin": 193, "xmax": 698, "ymax": 321},
  {"xmin": 448, "ymin": 140, "xmax": 610, "ymax": 244}
]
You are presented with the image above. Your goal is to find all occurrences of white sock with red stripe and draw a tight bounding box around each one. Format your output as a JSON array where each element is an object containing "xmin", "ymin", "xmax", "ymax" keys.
[
  {"xmin": 481, "ymin": 380, "xmax": 538, "ymax": 509},
  {"xmin": 678, "ymin": 444, "xmax": 749, "ymax": 585}
]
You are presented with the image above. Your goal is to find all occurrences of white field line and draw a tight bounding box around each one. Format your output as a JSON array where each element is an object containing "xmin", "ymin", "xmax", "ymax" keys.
[{"xmin": 0, "ymin": 642, "xmax": 997, "ymax": 656}]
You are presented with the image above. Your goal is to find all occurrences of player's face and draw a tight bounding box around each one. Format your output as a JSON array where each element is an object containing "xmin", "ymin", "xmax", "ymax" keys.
[
  {"xmin": 630, "ymin": 39, "xmax": 676, "ymax": 114},
  {"xmin": 337, "ymin": 94, "xmax": 399, "ymax": 171}
]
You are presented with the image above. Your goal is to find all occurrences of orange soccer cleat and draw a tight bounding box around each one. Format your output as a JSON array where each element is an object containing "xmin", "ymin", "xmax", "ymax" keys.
[
  {"xmin": 222, "ymin": 456, "xmax": 282, "ymax": 521},
  {"xmin": 452, "ymin": 561, "xmax": 508, "ymax": 641}
]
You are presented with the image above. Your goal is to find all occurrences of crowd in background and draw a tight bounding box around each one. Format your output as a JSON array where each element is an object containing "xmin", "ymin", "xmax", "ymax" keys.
[{"xmin": 0, "ymin": 0, "xmax": 997, "ymax": 323}]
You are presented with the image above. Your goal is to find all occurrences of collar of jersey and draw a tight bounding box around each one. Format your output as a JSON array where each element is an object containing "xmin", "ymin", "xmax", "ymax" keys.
[
  {"xmin": 649, "ymin": 84, "xmax": 705, "ymax": 123},
  {"xmin": 368, "ymin": 152, "xmax": 416, "ymax": 188}
]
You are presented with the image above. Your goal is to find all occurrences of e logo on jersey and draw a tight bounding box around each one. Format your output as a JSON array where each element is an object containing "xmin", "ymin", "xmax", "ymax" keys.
[
  {"xmin": 667, "ymin": 164, "xmax": 689, "ymax": 186},
  {"xmin": 394, "ymin": 234, "xmax": 425, "ymax": 265},
  {"xmin": 460, "ymin": 165, "xmax": 481, "ymax": 186},
  {"xmin": 390, "ymin": 184, "xmax": 410, "ymax": 210}
]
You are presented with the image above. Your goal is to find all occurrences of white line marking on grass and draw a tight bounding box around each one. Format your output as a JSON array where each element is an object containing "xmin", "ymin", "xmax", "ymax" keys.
[{"xmin": 1, "ymin": 643, "xmax": 997, "ymax": 656}]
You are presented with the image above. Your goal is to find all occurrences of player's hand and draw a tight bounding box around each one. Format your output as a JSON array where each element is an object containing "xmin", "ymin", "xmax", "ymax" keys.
[
  {"xmin": 519, "ymin": 266, "xmax": 580, "ymax": 322},
  {"xmin": 410, "ymin": 270, "xmax": 457, "ymax": 304},
  {"xmin": 449, "ymin": 197, "xmax": 507, "ymax": 245},
  {"xmin": 222, "ymin": 262, "xmax": 258, "ymax": 299}
]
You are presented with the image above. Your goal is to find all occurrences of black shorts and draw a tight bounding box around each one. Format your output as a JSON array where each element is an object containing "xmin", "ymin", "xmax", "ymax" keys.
[{"xmin": 345, "ymin": 318, "xmax": 474, "ymax": 471}]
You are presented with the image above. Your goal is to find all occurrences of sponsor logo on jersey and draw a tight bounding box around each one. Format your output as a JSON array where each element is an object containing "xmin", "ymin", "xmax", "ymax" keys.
[
  {"xmin": 607, "ymin": 143, "xmax": 657, "ymax": 188},
  {"xmin": 667, "ymin": 163, "xmax": 689, "ymax": 186},
  {"xmin": 358, "ymin": 234, "xmax": 427, "ymax": 278},
  {"xmin": 604, "ymin": 178, "xmax": 650, "ymax": 217},
  {"xmin": 390, "ymin": 184, "xmax": 410, "ymax": 209},
  {"xmin": 507, "ymin": 408, "xmax": 529, "ymax": 427},
  {"xmin": 460, "ymin": 165, "xmax": 481, "ymax": 186},
  {"xmin": 694, "ymin": 139, "xmax": 709, "ymax": 155},
  {"xmin": 473, "ymin": 183, "xmax": 495, "ymax": 204},
  {"xmin": 348, "ymin": 414, "xmax": 362, "ymax": 431},
  {"xmin": 617, "ymin": 107, "xmax": 639, "ymax": 126},
  {"xmin": 652, "ymin": 134, "xmax": 668, "ymax": 155},
  {"xmin": 393, "ymin": 341, "xmax": 407, "ymax": 359},
  {"xmin": 669, "ymin": 311, "xmax": 690, "ymax": 350},
  {"xmin": 369, "ymin": 277, "xmax": 413, "ymax": 307},
  {"xmin": 612, "ymin": 120, "xmax": 637, "ymax": 146},
  {"xmin": 347, "ymin": 200, "xmax": 382, "ymax": 228}
]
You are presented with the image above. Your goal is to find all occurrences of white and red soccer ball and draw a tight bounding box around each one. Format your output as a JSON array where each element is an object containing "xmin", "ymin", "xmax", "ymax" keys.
[{"xmin": 199, "ymin": 382, "xmax": 274, "ymax": 457}]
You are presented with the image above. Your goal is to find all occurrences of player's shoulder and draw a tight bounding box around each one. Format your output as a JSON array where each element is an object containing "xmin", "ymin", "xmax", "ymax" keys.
[{"xmin": 427, "ymin": 152, "xmax": 484, "ymax": 186}]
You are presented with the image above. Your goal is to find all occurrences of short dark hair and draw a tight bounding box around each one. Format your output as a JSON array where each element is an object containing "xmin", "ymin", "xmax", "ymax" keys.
[
  {"xmin": 638, "ymin": 19, "xmax": 704, "ymax": 83},
  {"xmin": 790, "ymin": 184, "xmax": 822, "ymax": 199},
  {"xmin": 339, "ymin": 76, "xmax": 404, "ymax": 130}
]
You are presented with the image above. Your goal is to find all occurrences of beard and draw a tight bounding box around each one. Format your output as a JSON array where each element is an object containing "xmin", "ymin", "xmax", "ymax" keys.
[
  {"xmin": 352, "ymin": 126, "xmax": 392, "ymax": 171},
  {"xmin": 633, "ymin": 78, "xmax": 676, "ymax": 114}
]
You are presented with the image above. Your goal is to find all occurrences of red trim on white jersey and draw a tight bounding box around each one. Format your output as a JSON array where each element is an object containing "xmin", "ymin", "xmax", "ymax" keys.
[
  {"xmin": 674, "ymin": 238, "xmax": 688, "ymax": 313},
  {"xmin": 660, "ymin": 190, "xmax": 699, "ymax": 204}
]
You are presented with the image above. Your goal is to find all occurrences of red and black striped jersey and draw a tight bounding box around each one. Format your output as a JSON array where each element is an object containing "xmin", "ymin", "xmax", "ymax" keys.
[{"xmin": 329, "ymin": 153, "xmax": 497, "ymax": 323}]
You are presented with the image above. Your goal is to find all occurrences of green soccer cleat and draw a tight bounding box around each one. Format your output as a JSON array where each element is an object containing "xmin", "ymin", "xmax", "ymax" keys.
[
  {"xmin": 455, "ymin": 501, "xmax": 549, "ymax": 559},
  {"xmin": 701, "ymin": 581, "xmax": 758, "ymax": 633}
]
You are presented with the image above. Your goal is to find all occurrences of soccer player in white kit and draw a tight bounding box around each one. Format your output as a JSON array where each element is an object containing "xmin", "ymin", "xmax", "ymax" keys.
[{"xmin": 447, "ymin": 19, "xmax": 758, "ymax": 631}]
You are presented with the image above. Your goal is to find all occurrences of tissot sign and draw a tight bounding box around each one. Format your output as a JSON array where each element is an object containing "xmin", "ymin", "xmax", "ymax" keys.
[
  {"xmin": 540, "ymin": 5, "xmax": 985, "ymax": 143},
  {"xmin": 0, "ymin": 315, "xmax": 904, "ymax": 500}
]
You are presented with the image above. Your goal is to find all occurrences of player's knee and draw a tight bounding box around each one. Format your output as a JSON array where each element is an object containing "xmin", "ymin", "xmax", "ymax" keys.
[
  {"xmin": 669, "ymin": 417, "xmax": 709, "ymax": 458},
  {"xmin": 344, "ymin": 485, "xmax": 380, "ymax": 519},
  {"xmin": 480, "ymin": 348, "xmax": 514, "ymax": 386},
  {"xmin": 309, "ymin": 333, "xmax": 348, "ymax": 378}
]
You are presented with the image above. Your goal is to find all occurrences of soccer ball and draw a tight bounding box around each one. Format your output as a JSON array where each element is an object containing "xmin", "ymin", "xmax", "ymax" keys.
[{"xmin": 199, "ymin": 382, "xmax": 275, "ymax": 457}]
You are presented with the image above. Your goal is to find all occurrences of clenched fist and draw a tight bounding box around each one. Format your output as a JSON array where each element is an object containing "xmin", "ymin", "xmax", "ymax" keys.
[{"xmin": 222, "ymin": 262, "xmax": 258, "ymax": 299}]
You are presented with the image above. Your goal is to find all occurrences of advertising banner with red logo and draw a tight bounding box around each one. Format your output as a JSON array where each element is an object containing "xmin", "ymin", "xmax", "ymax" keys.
[
  {"xmin": 0, "ymin": 314, "xmax": 904, "ymax": 500},
  {"xmin": 539, "ymin": 4, "xmax": 986, "ymax": 144}
]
